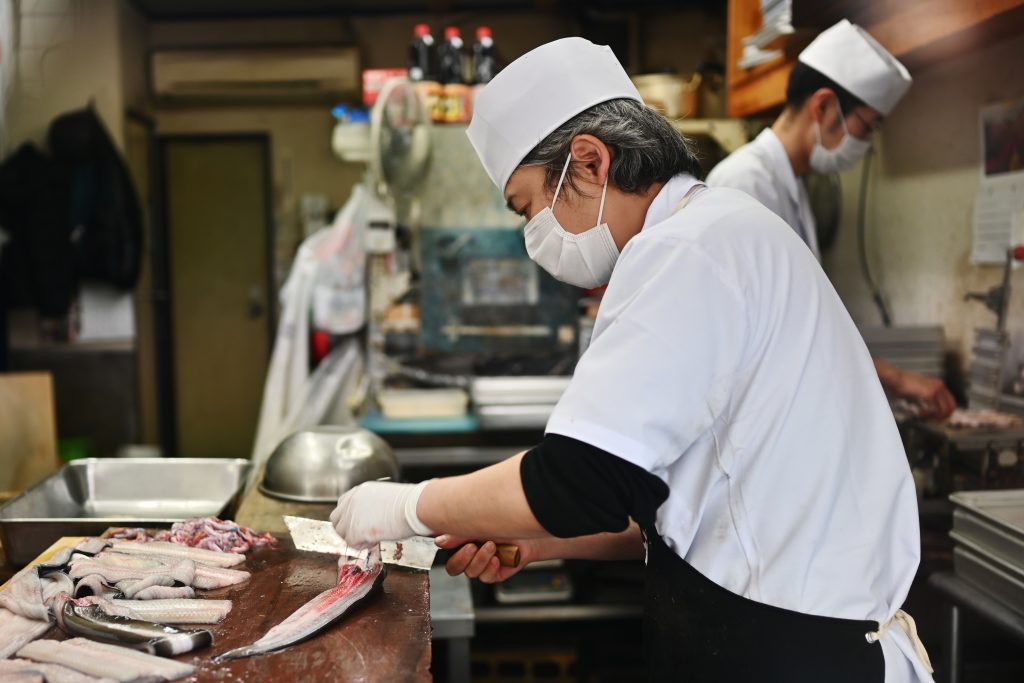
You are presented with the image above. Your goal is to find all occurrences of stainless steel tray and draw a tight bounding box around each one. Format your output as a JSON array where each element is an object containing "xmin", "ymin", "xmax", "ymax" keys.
[
  {"xmin": 0, "ymin": 458, "xmax": 250, "ymax": 565},
  {"xmin": 953, "ymin": 544, "xmax": 1024, "ymax": 617},
  {"xmin": 950, "ymin": 489, "xmax": 1024, "ymax": 568}
]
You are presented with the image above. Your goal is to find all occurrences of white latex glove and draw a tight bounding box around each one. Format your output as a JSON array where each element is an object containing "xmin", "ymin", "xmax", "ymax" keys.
[{"xmin": 329, "ymin": 480, "xmax": 434, "ymax": 549}]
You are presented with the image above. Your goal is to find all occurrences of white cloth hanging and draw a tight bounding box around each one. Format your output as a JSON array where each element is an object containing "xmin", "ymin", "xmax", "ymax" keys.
[{"xmin": 249, "ymin": 184, "xmax": 369, "ymax": 487}]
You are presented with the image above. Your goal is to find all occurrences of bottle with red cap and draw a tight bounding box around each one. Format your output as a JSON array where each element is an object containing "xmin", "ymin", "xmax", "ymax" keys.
[
  {"xmin": 438, "ymin": 26, "xmax": 470, "ymax": 123},
  {"xmin": 438, "ymin": 26, "xmax": 466, "ymax": 85},
  {"xmin": 472, "ymin": 26, "xmax": 497, "ymax": 84},
  {"xmin": 407, "ymin": 23, "xmax": 436, "ymax": 82}
]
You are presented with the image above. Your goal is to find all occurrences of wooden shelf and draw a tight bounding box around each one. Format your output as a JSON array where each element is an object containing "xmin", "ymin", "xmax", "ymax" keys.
[{"xmin": 727, "ymin": 0, "xmax": 1024, "ymax": 118}]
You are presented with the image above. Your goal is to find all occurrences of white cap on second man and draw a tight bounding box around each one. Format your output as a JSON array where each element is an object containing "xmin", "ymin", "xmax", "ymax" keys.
[
  {"xmin": 467, "ymin": 37, "xmax": 642, "ymax": 191},
  {"xmin": 799, "ymin": 19, "xmax": 911, "ymax": 116}
]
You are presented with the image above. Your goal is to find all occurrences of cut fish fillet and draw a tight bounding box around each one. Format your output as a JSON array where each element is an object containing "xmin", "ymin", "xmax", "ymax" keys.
[
  {"xmin": 108, "ymin": 540, "xmax": 246, "ymax": 568},
  {"xmin": 111, "ymin": 598, "xmax": 232, "ymax": 624},
  {"xmin": 215, "ymin": 551, "xmax": 385, "ymax": 660},
  {"xmin": 17, "ymin": 638, "xmax": 195, "ymax": 682},
  {"xmin": 0, "ymin": 658, "xmax": 117, "ymax": 683},
  {"xmin": 0, "ymin": 607, "xmax": 52, "ymax": 659}
]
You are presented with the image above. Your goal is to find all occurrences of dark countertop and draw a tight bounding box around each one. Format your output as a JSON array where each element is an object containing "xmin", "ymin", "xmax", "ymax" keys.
[{"xmin": 48, "ymin": 537, "xmax": 432, "ymax": 682}]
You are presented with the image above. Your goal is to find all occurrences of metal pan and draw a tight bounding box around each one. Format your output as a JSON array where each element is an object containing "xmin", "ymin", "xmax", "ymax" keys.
[
  {"xmin": 0, "ymin": 458, "xmax": 250, "ymax": 565},
  {"xmin": 949, "ymin": 489, "xmax": 1024, "ymax": 568}
]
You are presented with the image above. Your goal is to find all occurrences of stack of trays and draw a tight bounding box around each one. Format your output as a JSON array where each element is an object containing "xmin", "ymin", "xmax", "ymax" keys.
[
  {"xmin": 949, "ymin": 489, "xmax": 1024, "ymax": 615},
  {"xmin": 470, "ymin": 376, "xmax": 570, "ymax": 430}
]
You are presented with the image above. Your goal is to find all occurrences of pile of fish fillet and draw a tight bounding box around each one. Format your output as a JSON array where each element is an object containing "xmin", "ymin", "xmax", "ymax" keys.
[{"xmin": 0, "ymin": 516, "xmax": 383, "ymax": 682}]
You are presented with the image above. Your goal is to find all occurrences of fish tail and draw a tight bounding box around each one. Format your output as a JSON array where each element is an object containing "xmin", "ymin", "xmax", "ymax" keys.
[{"xmin": 213, "ymin": 646, "xmax": 263, "ymax": 662}]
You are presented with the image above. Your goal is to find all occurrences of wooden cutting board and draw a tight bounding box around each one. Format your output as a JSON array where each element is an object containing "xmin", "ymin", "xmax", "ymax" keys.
[
  {"xmin": 0, "ymin": 372, "xmax": 60, "ymax": 492},
  {"xmin": 9, "ymin": 536, "xmax": 432, "ymax": 681}
]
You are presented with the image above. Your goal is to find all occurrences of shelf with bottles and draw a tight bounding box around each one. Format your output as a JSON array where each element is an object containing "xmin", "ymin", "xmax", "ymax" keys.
[{"xmin": 406, "ymin": 23, "xmax": 498, "ymax": 125}]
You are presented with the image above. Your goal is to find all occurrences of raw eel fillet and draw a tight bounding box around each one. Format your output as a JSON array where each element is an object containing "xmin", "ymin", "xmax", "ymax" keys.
[
  {"xmin": 0, "ymin": 658, "xmax": 117, "ymax": 683},
  {"xmin": 110, "ymin": 598, "xmax": 232, "ymax": 624},
  {"xmin": 215, "ymin": 551, "xmax": 386, "ymax": 660},
  {"xmin": 0, "ymin": 608, "xmax": 52, "ymax": 659},
  {"xmin": 50, "ymin": 592, "xmax": 213, "ymax": 656},
  {"xmin": 106, "ymin": 540, "xmax": 246, "ymax": 568},
  {"xmin": 17, "ymin": 639, "xmax": 194, "ymax": 682}
]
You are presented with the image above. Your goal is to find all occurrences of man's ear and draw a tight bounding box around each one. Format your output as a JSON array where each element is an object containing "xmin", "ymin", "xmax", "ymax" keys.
[
  {"xmin": 808, "ymin": 88, "xmax": 835, "ymax": 123},
  {"xmin": 569, "ymin": 134, "xmax": 611, "ymax": 183}
]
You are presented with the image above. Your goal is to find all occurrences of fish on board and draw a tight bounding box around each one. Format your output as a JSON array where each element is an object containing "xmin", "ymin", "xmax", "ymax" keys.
[{"xmin": 214, "ymin": 548, "xmax": 386, "ymax": 661}]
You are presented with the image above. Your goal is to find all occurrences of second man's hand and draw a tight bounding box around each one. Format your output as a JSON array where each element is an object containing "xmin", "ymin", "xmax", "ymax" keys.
[{"xmin": 873, "ymin": 357, "xmax": 956, "ymax": 421}]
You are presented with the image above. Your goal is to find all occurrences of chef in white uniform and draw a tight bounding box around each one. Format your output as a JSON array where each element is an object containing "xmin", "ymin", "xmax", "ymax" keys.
[
  {"xmin": 708, "ymin": 20, "xmax": 956, "ymax": 421},
  {"xmin": 331, "ymin": 37, "xmax": 934, "ymax": 682}
]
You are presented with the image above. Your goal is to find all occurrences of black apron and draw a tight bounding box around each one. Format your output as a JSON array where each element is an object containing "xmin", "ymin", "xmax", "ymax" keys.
[{"xmin": 643, "ymin": 531, "xmax": 885, "ymax": 682}]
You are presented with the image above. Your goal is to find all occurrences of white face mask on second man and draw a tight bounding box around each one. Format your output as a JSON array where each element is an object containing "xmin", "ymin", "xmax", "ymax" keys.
[
  {"xmin": 809, "ymin": 98, "xmax": 872, "ymax": 174},
  {"xmin": 523, "ymin": 154, "xmax": 619, "ymax": 289}
]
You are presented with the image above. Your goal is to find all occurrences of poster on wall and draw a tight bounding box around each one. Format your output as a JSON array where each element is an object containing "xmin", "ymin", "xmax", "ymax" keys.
[{"xmin": 972, "ymin": 96, "xmax": 1024, "ymax": 265}]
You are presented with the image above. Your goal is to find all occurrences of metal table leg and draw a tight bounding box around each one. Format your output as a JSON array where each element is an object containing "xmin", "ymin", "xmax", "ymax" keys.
[
  {"xmin": 447, "ymin": 637, "xmax": 471, "ymax": 683},
  {"xmin": 946, "ymin": 603, "xmax": 962, "ymax": 683},
  {"xmin": 429, "ymin": 567, "xmax": 475, "ymax": 683}
]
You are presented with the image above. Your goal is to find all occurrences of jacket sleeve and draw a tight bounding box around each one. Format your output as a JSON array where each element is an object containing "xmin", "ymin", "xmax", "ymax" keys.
[{"xmin": 520, "ymin": 433, "xmax": 670, "ymax": 538}]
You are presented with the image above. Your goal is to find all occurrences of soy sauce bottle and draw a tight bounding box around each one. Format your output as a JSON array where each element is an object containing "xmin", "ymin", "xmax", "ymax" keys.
[
  {"xmin": 438, "ymin": 26, "xmax": 466, "ymax": 85},
  {"xmin": 472, "ymin": 26, "xmax": 497, "ymax": 84},
  {"xmin": 408, "ymin": 23, "xmax": 435, "ymax": 82}
]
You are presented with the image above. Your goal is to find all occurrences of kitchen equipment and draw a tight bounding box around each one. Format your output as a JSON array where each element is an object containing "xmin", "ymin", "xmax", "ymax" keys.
[
  {"xmin": 950, "ymin": 490, "xmax": 1024, "ymax": 567},
  {"xmin": 285, "ymin": 515, "xmax": 520, "ymax": 570},
  {"xmin": 471, "ymin": 376, "xmax": 570, "ymax": 430},
  {"xmin": 953, "ymin": 544, "xmax": 1024, "ymax": 616},
  {"xmin": 285, "ymin": 515, "xmax": 434, "ymax": 570},
  {"xmin": 631, "ymin": 73, "xmax": 701, "ymax": 119},
  {"xmin": 949, "ymin": 489, "xmax": 1024, "ymax": 614},
  {"xmin": 259, "ymin": 427, "xmax": 400, "ymax": 503},
  {"xmin": 378, "ymin": 387, "xmax": 469, "ymax": 419},
  {"xmin": 493, "ymin": 570, "xmax": 573, "ymax": 604},
  {"xmin": 0, "ymin": 458, "xmax": 250, "ymax": 565},
  {"xmin": 419, "ymin": 227, "xmax": 578, "ymax": 354}
]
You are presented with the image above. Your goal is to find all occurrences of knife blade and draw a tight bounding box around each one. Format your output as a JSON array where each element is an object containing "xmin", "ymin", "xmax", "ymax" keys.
[
  {"xmin": 284, "ymin": 515, "xmax": 434, "ymax": 570},
  {"xmin": 283, "ymin": 515, "xmax": 520, "ymax": 570}
]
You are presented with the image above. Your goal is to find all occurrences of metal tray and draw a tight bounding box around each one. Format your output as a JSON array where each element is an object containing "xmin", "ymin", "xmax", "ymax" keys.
[
  {"xmin": 477, "ymin": 404, "xmax": 555, "ymax": 430},
  {"xmin": 471, "ymin": 376, "xmax": 570, "ymax": 406},
  {"xmin": 950, "ymin": 489, "xmax": 1024, "ymax": 568},
  {"xmin": 0, "ymin": 458, "xmax": 250, "ymax": 565},
  {"xmin": 953, "ymin": 544, "xmax": 1024, "ymax": 617}
]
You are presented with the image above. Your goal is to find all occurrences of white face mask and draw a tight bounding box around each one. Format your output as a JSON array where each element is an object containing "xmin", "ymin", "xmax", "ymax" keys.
[
  {"xmin": 523, "ymin": 154, "xmax": 619, "ymax": 289},
  {"xmin": 809, "ymin": 99, "xmax": 872, "ymax": 174}
]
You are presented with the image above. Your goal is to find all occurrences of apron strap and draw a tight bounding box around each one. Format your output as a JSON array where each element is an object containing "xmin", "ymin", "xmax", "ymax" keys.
[
  {"xmin": 865, "ymin": 609, "xmax": 934, "ymax": 674},
  {"xmin": 672, "ymin": 182, "xmax": 707, "ymax": 215}
]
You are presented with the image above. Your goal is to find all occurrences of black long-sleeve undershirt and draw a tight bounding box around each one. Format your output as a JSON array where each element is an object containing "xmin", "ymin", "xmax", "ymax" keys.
[{"xmin": 519, "ymin": 433, "xmax": 670, "ymax": 538}]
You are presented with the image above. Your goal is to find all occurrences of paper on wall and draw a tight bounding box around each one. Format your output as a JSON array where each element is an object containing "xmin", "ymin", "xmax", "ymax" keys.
[{"xmin": 972, "ymin": 97, "xmax": 1024, "ymax": 265}]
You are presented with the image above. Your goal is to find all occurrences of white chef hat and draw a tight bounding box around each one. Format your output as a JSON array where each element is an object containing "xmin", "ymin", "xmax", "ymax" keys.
[
  {"xmin": 467, "ymin": 37, "xmax": 642, "ymax": 191},
  {"xmin": 798, "ymin": 19, "xmax": 912, "ymax": 116}
]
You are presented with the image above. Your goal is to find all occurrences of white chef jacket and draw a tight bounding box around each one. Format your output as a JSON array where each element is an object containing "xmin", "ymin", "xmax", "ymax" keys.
[
  {"xmin": 546, "ymin": 174, "xmax": 931, "ymax": 682},
  {"xmin": 706, "ymin": 128, "xmax": 821, "ymax": 260}
]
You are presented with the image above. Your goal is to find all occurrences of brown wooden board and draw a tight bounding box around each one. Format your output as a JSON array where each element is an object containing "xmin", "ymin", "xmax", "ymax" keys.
[{"xmin": 43, "ymin": 537, "xmax": 432, "ymax": 682}]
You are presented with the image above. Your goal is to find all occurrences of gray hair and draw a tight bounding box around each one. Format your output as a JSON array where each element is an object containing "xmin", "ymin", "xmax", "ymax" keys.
[{"xmin": 519, "ymin": 98, "xmax": 703, "ymax": 198}]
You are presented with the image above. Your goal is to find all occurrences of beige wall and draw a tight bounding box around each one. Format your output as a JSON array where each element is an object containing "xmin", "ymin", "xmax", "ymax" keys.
[
  {"xmin": 118, "ymin": 0, "xmax": 149, "ymax": 116},
  {"xmin": 823, "ymin": 31, "xmax": 1024, "ymax": 376},
  {"xmin": 147, "ymin": 10, "xmax": 720, "ymax": 75},
  {"xmin": 156, "ymin": 107, "xmax": 366, "ymax": 287},
  {"xmin": 8, "ymin": 0, "xmax": 123, "ymax": 151}
]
